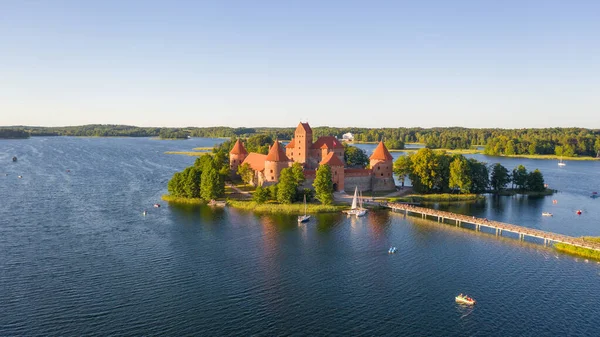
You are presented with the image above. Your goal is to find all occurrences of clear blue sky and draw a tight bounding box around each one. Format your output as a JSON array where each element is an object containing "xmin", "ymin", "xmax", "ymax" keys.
[{"xmin": 1, "ymin": 0, "xmax": 599, "ymax": 128}]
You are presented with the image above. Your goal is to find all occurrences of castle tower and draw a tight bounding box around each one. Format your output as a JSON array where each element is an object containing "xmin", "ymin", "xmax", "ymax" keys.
[
  {"xmin": 370, "ymin": 141, "xmax": 395, "ymax": 191},
  {"xmin": 229, "ymin": 139, "xmax": 248, "ymax": 174},
  {"xmin": 264, "ymin": 140, "xmax": 291, "ymax": 183},
  {"xmin": 293, "ymin": 122, "xmax": 313, "ymax": 166},
  {"xmin": 320, "ymin": 152, "xmax": 345, "ymax": 192}
]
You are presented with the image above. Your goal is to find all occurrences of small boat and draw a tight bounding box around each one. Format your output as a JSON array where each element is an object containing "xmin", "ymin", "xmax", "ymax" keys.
[
  {"xmin": 576, "ymin": 210, "xmax": 582, "ymax": 215},
  {"xmin": 558, "ymin": 157, "xmax": 566, "ymax": 167},
  {"xmin": 12, "ymin": 156, "xmax": 17, "ymax": 162},
  {"xmin": 455, "ymin": 294, "xmax": 476, "ymax": 305},
  {"xmin": 142, "ymin": 210, "xmax": 147, "ymax": 216},
  {"xmin": 355, "ymin": 189, "xmax": 368, "ymax": 217},
  {"xmin": 17, "ymin": 175, "xmax": 22, "ymax": 179},
  {"xmin": 298, "ymin": 195, "xmax": 311, "ymax": 223},
  {"xmin": 542, "ymin": 212, "xmax": 553, "ymax": 216},
  {"xmin": 208, "ymin": 199, "xmax": 226, "ymax": 207},
  {"xmin": 153, "ymin": 203, "xmax": 161, "ymax": 208},
  {"xmin": 388, "ymin": 247, "xmax": 397, "ymax": 254}
]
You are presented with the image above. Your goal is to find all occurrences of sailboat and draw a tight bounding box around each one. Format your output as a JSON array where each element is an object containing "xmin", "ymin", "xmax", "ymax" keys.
[
  {"xmin": 356, "ymin": 190, "xmax": 367, "ymax": 217},
  {"xmin": 347, "ymin": 186, "xmax": 359, "ymax": 215},
  {"xmin": 558, "ymin": 157, "xmax": 566, "ymax": 167},
  {"xmin": 298, "ymin": 195, "xmax": 310, "ymax": 223},
  {"xmin": 347, "ymin": 186, "xmax": 367, "ymax": 217}
]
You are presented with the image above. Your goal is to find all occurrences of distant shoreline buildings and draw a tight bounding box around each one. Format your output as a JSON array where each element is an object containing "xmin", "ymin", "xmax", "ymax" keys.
[{"xmin": 230, "ymin": 122, "xmax": 395, "ymax": 192}]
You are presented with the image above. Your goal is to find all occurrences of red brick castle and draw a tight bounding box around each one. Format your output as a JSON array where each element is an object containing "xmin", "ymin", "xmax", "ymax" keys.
[{"xmin": 230, "ymin": 122, "xmax": 396, "ymax": 192}]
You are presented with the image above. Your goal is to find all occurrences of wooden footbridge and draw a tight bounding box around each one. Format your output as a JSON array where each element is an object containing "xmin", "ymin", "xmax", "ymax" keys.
[{"xmin": 384, "ymin": 203, "xmax": 600, "ymax": 251}]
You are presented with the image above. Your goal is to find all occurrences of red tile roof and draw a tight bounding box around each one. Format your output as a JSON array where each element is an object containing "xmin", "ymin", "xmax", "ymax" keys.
[
  {"xmin": 370, "ymin": 141, "xmax": 393, "ymax": 161},
  {"xmin": 242, "ymin": 153, "xmax": 267, "ymax": 172},
  {"xmin": 266, "ymin": 141, "xmax": 290, "ymax": 162},
  {"xmin": 285, "ymin": 139, "xmax": 295, "ymax": 148},
  {"xmin": 230, "ymin": 139, "xmax": 248, "ymax": 155},
  {"xmin": 295, "ymin": 122, "xmax": 312, "ymax": 134},
  {"xmin": 319, "ymin": 152, "xmax": 344, "ymax": 166},
  {"xmin": 311, "ymin": 136, "xmax": 344, "ymax": 150}
]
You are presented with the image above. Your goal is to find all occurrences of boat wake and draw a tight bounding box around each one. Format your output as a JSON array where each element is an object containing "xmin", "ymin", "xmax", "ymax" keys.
[{"xmin": 460, "ymin": 307, "xmax": 475, "ymax": 319}]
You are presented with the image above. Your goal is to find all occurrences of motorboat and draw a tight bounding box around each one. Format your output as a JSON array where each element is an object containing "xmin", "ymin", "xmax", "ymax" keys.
[
  {"xmin": 12, "ymin": 156, "xmax": 17, "ymax": 162},
  {"xmin": 558, "ymin": 157, "xmax": 566, "ymax": 167},
  {"xmin": 17, "ymin": 175, "xmax": 22, "ymax": 179},
  {"xmin": 388, "ymin": 247, "xmax": 397, "ymax": 254},
  {"xmin": 142, "ymin": 210, "xmax": 147, "ymax": 216},
  {"xmin": 542, "ymin": 212, "xmax": 553, "ymax": 216},
  {"xmin": 153, "ymin": 203, "xmax": 161, "ymax": 208},
  {"xmin": 576, "ymin": 210, "xmax": 582, "ymax": 215},
  {"xmin": 298, "ymin": 195, "xmax": 311, "ymax": 223},
  {"xmin": 455, "ymin": 294, "xmax": 476, "ymax": 305}
]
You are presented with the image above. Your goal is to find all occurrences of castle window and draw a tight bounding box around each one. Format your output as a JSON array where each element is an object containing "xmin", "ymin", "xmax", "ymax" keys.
[
  {"xmin": 270, "ymin": 169, "xmax": 273, "ymax": 173},
  {"xmin": 381, "ymin": 173, "xmax": 384, "ymax": 177},
  {"xmin": 335, "ymin": 171, "xmax": 337, "ymax": 175},
  {"xmin": 271, "ymin": 176, "xmax": 274, "ymax": 180},
  {"xmin": 377, "ymin": 166, "xmax": 380, "ymax": 170}
]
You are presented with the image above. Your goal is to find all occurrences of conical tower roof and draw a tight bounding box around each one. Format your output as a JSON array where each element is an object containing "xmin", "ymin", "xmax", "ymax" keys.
[
  {"xmin": 230, "ymin": 139, "xmax": 248, "ymax": 155},
  {"xmin": 370, "ymin": 141, "xmax": 393, "ymax": 161},
  {"xmin": 320, "ymin": 151, "xmax": 344, "ymax": 167},
  {"xmin": 266, "ymin": 140, "xmax": 290, "ymax": 162}
]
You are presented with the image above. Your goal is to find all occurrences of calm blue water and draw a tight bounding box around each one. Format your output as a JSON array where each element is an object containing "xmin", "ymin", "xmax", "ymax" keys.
[{"xmin": 1, "ymin": 137, "xmax": 599, "ymax": 336}]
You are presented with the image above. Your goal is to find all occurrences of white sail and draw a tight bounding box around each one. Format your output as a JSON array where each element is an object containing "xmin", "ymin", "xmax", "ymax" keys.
[{"xmin": 351, "ymin": 186, "xmax": 358, "ymax": 210}]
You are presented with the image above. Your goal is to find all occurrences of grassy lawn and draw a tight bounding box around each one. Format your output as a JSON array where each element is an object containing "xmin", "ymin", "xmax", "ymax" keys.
[
  {"xmin": 554, "ymin": 241, "xmax": 600, "ymax": 261},
  {"xmin": 161, "ymin": 194, "xmax": 204, "ymax": 205},
  {"xmin": 490, "ymin": 154, "xmax": 599, "ymax": 161},
  {"xmin": 389, "ymin": 193, "xmax": 484, "ymax": 203},
  {"xmin": 164, "ymin": 151, "xmax": 210, "ymax": 156},
  {"xmin": 227, "ymin": 200, "xmax": 345, "ymax": 214}
]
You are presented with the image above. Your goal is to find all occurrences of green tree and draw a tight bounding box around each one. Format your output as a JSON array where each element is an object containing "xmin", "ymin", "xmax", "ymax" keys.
[
  {"xmin": 290, "ymin": 162, "xmax": 306, "ymax": 187},
  {"xmin": 526, "ymin": 169, "xmax": 546, "ymax": 192},
  {"xmin": 313, "ymin": 164, "xmax": 334, "ymax": 204},
  {"xmin": 490, "ymin": 163, "xmax": 510, "ymax": 192},
  {"xmin": 467, "ymin": 159, "xmax": 489, "ymax": 193},
  {"xmin": 505, "ymin": 140, "xmax": 516, "ymax": 155},
  {"xmin": 276, "ymin": 168, "xmax": 298, "ymax": 204},
  {"xmin": 167, "ymin": 172, "xmax": 186, "ymax": 197},
  {"xmin": 384, "ymin": 138, "xmax": 405, "ymax": 150},
  {"xmin": 195, "ymin": 154, "xmax": 214, "ymax": 170},
  {"xmin": 183, "ymin": 166, "xmax": 202, "ymax": 198},
  {"xmin": 344, "ymin": 144, "xmax": 369, "ymax": 168},
  {"xmin": 408, "ymin": 148, "xmax": 439, "ymax": 193},
  {"xmin": 267, "ymin": 184, "xmax": 278, "ymax": 201},
  {"xmin": 393, "ymin": 155, "xmax": 412, "ymax": 188},
  {"xmin": 237, "ymin": 162, "xmax": 254, "ymax": 184},
  {"xmin": 449, "ymin": 156, "xmax": 472, "ymax": 193},
  {"xmin": 512, "ymin": 165, "xmax": 528, "ymax": 190},
  {"xmin": 201, "ymin": 161, "xmax": 224, "ymax": 200},
  {"xmin": 253, "ymin": 185, "xmax": 269, "ymax": 204}
]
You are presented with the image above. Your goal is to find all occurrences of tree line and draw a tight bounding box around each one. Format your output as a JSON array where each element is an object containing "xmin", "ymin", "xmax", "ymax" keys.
[
  {"xmin": 393, "ymin": 148, "xmax": 546, "ymax": 194},
  {"xmin": 7, "ymin": 124, "xmax": 600, "ymax": 157},
  {"xmin": 237, "ymin": 162, "xmax": 334, "ymax": 205},
  {"xmin": 0, "ymin": 128, "xmax": 30, "ymax": 139},
  {"xmin": 167, "ymin": 153, "xmax": 229, "ymax": 200}
]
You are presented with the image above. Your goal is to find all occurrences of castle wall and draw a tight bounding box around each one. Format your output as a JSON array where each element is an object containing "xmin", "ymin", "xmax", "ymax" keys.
[
  {"xmin": 344, "ymin": 175, "xmax": 372, "ymax": 192},
  {"xmin": 372, "ymin": 177, "xmax": 396, "ymax": 192}
]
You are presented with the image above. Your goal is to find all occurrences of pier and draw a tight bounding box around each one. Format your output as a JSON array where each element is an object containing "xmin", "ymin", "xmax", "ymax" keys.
[{"xmin": 385, "ymin": 203, "xmax": 600, "ymax": 251}]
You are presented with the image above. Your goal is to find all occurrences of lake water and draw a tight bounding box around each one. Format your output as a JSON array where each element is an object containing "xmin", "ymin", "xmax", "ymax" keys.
[{"xmin": 1, "ymin": 137, "xmax": 599, "ymax": 336}]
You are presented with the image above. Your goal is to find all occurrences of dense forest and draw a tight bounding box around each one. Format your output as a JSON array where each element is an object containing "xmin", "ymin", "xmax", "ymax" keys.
[
  {"xmin": 393, "ymin": 148, "xmax": 547, "ymax": 194},
  {"xmin": 0, "ymin": 129, "xmax": 30, "ymax": 139},
  {"xmin": 3, "ymin": 124, "xmax": 599, "ymax": 157}
]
